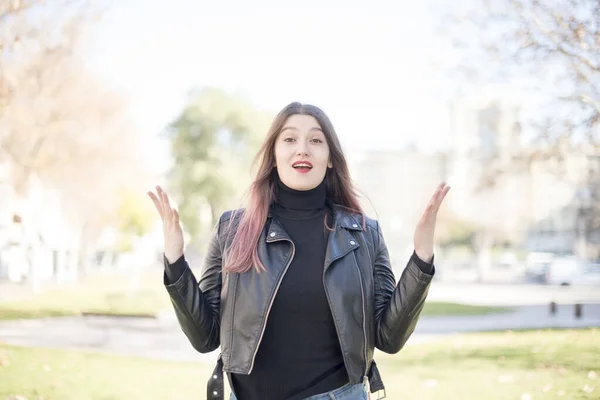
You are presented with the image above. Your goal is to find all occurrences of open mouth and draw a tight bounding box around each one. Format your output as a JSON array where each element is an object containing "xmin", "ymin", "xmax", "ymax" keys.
[{"xmin": 292, "ymin": 161, "xmax": 313, "ymax": 173}]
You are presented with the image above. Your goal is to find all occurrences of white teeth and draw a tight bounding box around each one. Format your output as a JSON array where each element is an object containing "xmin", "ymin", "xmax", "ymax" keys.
[{"xmin": 294, "ymin": 164, "xmax": 311, "ymax": 168}]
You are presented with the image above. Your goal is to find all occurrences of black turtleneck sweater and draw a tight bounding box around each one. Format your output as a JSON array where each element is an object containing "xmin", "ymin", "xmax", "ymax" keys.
[
  {"xmin": 230, "ymin": 177, "xmax": 347, "ymax": 400},
  {"xmin": 165, "ymin": 177, "xmax": 434, "ymax": 400}
]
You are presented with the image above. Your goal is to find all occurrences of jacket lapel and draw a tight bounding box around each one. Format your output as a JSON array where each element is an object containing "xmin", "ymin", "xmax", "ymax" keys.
[{"xmin": 324, "ymin": 206, "xmax": 363, "ymax": 271}]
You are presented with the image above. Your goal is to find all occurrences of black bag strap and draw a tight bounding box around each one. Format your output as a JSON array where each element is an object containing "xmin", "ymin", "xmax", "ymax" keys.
[{"xmin": 207, "ymin": 354, "xmax": 224, "ymax": 400}]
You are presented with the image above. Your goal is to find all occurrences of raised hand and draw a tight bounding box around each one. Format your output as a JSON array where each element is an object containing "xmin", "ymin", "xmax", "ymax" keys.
[
  {"xmin": 147, "ymin": 186, "xmax": 184, "ymax": 264},
  {"xmin": 414, "ymin": 182, "xmax": 451, "ymax": 263}
]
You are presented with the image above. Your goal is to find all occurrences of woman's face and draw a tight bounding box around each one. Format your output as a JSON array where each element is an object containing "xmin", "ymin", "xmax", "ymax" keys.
[{"xmin": 274, "ymin": 114, "xmax": 332, "ymax": 191}]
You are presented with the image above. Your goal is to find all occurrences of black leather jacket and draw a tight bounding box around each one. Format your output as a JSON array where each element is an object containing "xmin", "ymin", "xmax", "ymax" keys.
[{"xmin": 164, "ymin": 206, "xmax": 434, "ymax": 399}]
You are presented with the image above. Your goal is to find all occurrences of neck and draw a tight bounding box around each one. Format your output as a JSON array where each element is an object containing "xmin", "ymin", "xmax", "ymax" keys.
[{"xmin": 274, "ymin": 175, "xmax": 327, "ymax": 211}]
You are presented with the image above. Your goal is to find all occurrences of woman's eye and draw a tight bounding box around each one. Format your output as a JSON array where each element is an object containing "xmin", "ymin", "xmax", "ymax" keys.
[
  {"xmin": 311, "ymin": 138, "xmax": 323, "ymax": 143},
  {"xmin": 283, "ymin": 138, "xmax": 295, "ymax": 142}
]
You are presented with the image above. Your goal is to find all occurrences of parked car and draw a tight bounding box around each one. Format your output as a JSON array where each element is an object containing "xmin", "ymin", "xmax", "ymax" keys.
[
  {"xmin": 525, "ymin": 252, "xmax": 555, "ymax": 283},
  {"xmin": 570, "ymin": 262, "xmax": 600, "ymax": 286},
  {"xmin": 545, "ymin": 256, "xmax": 582, "ymax": 286}
]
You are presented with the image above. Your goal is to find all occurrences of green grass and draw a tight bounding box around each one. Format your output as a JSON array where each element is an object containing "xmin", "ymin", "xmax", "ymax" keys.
[
  {"xmin": 0, "ymin": 345, "xmax": 219, "ymax": 400},
  {"xmin": 0, "ymin": 270, "xmax": 173, "ymax": 320},
  {"xmin": 422, "ymin": 301, "xmax": 511, "ymax": 316},
  {"xmin": 0, "ymin": 269, "xmax": 510, "ymax": 320},
  {"xmin": 377, "ymin": 328, "xmax": 599, "ymax": 399},
  {"xmin": 0, "ymin": 328, "xmax": 597, "ymax": 400}
]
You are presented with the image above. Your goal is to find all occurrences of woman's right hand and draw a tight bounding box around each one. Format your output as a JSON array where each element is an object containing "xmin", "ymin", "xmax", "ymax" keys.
[{"xmin": 147, "ymin": 186, "xmax": 184, "ymax": 264}]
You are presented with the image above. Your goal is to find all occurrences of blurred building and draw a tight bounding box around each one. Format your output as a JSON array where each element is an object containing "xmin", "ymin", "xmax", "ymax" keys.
[
  {"xmin": 446, "ymin": 93, "xmax": 532, "ymax": 246},
  {"xmin": 347, "ymin": 148, "xmax": 447, "ymax": 268},
  {"xmin": 447, "ymin": 89, "xmax": 600, "ymax": 260},
  {"xmin": 347, "ymin": 89, "xmax": 600, "ymax": 274},
  {"xmin": 0, "ymin": 158, "xmax": 80, "ymax": 285},
  {"xmin": 527, "ymin": 152, "xmax": 600, "ymax": 258}
]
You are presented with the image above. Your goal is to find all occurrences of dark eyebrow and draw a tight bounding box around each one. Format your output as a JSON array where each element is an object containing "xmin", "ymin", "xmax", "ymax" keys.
[{"xmin": 281, "ymin": 126, "xmax": 323, "ymax": 133}]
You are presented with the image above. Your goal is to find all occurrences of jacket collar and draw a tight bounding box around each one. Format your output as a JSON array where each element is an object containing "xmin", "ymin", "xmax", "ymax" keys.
[
  {"xmin": 330, "ymin": 205, "xmax": 364, "ymax": 232},
  {"xmin": 266, "ymin": 204, "xmax": 363, "ymax": 239},
  {"xmin": 324, "ymin": 205, "xmax": 363, "ymax": 269},
  {"xmin": 266, "ymin": 206, "xmax": 364, "ymax": 270}
]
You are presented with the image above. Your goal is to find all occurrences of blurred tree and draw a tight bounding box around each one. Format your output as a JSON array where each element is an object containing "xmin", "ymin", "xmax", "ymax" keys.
[
  {"xmin": 439, "ymin": 0, "xmax": 600, "ymax": 264},
  {"xmin": 437, "ymin": 212, "xmax": 476, "ymax": 251},
  {"xmin": 441, "ymin": 0, "xmax": 598, "ymax": 147},
  {"xmin": 112, "ymin": 188, "xmax": 156, "ymax": 253},
  {"xmin": 0, "ymin": 0, "xmax": 119, "ymax": 193},
  {"xmin": 0, "ymin": 0, "xmax": 149, "ymax": 272},
  {"xmin": 0, "ymin": 0, "xmax": 44, "ymax": 111},
  {"xmin": 166, "ymin": 87, "xmax": 271, "ymax": 245}
]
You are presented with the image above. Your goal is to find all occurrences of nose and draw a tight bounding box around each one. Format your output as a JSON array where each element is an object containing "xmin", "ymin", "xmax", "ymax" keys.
[{"xmin": 296, "ymin": 141, "xmax": 309, "ymax": 157}]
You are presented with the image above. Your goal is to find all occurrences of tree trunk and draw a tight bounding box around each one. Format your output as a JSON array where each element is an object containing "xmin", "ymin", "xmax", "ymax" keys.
[{"xmin": 474, "ymin": 230, "xmax": 493, "ymax": 283}]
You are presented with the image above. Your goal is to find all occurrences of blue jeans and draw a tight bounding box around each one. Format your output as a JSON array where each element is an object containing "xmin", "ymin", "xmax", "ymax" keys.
[{"xmin": 230, "ymin": 383, "xmax": 368, "ymax": 400}]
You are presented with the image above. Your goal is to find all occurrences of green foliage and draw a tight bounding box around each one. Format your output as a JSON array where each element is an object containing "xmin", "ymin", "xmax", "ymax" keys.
[
  {"xmin": 438, "ymin": 217, "xmax": 476, "ymax": 250},
  {"xmin": 166, "ymin": 87, "xmax": 272, "ymax": 242},
  {"xmin": 114, "ymin": 188, "xmax": 155, "ymax": 252}
]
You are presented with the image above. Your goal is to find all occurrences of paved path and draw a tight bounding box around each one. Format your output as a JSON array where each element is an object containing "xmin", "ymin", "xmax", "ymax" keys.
[
  {"xmin": 0, "ymin": 314, "xmax": 219, "ymax": 363},
  {"xmin": 426, "ymin": 282, "xmax": 600, "ymax": 306},
  {"xmin": 413, "ymin": 303, "xmax": 600, "ymax": 334},
  {"xmin": 0, "ymin": 303, "xmax": 598, "ymax": 364}
]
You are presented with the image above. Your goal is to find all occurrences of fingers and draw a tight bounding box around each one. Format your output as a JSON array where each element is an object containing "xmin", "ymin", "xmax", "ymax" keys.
[
  {"xmin": 147, "ymin": 190, "xmax": 164, "ymax": 220},
  {"xmin": 173, "ymin": 208, "xmax": 180, "ymax": 225},
  {"xmin": 426, "ymin": 183, "xmax": 444, "ymax": 208},
  {"xmin": 147, "ymin": 185, "xmax": 177, "ymax": 223},
  {"xmin": 440, "ymin": 184, "xmax": 451, "ymax": 200},
  {"xmin": 424, "ymin": 182, "xmax": 451, "ymax": 216},
  {"xmin": 432, "ymin": 183, "xmax": 451, "ymax": 212},
  {"xmin": 157, "ymin": 186, "xmax": 173, "ymax": 221}
]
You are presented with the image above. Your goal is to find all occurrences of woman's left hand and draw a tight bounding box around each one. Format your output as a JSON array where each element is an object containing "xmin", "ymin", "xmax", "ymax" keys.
[{"xmin": 414, "ymin": 182, "xmax": 451, "ymax": 263}]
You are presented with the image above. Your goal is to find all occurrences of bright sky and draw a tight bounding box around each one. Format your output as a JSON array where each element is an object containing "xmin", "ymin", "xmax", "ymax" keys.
[{"xmin": 84, "ymin": 0, "xmax": 457, "ymax": 174}]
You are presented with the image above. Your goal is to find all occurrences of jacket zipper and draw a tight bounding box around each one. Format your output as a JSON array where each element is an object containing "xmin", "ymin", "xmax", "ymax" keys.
[
  {"xmin": 323, "ymin": 247, "xmax": 368, "ymax": 385},
  {"xmin": 227, "ymin": 274, "xmax": 238, "ymax": 365},
  {"xmin": 247, "ymin": 238, "xmax": 295, "ymax": 374},
  {"xmin": 322, "ymin": 274, "xmax": 349, "ymax": 376},
  {"xmin": 353, "ymin": 254, "xmax": 369, "ymax": 383}
]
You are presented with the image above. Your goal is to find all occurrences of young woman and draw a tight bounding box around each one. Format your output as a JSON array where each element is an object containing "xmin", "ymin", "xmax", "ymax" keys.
[{"xmin": 148, "ymin": 102, "xmax": 450, "ymax": 400}]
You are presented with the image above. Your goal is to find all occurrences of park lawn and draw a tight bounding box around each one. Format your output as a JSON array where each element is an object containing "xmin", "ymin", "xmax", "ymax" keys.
[
  {"xmin": 421, "ymin": 301, "xmax": 511, "ymax": 316},
  {"xmin": 377, "ymin": 328, "xmax": 599, "ymax": 400},
  {"xmin": 0, "ymin": 268, "xmax": 510, "ymax": 320},
  {"xmin": 0, "ymin": 270, "xmax": 173, "ymax": 320},
  {"xmin": 0, "ymin": 328, "xmax": 597, "ymax": 400}
]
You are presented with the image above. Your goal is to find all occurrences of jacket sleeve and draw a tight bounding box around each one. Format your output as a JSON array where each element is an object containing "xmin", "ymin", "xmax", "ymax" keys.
[
  {"xmin": 372, "ymin": 221, "xmax": 434, "ymax": 354},
  {"xmin": 163, "ymin": 216, "xmax": 224, "ymax": 353}
]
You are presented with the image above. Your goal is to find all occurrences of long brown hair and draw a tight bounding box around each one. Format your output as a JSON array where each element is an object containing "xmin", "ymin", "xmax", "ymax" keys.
[{"xmin": 224, "ymin": 102, "xmax": 364, "ymax": 273}]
